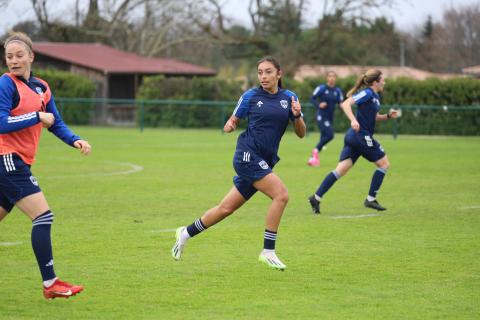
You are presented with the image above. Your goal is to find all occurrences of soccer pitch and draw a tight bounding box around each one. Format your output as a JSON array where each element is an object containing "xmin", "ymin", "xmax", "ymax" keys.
[{"xmin": 1, "ymin": 127, "xmax": 479, "ymax": 319}]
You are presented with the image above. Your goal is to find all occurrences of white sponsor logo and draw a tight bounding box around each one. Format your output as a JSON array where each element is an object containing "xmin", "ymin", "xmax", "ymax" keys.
[
  {"xmin": 280, "ymin": 100, "xmax": 288, "ymax": 109},
  {"xmin": 35, "ymin": 87, "xmax": 43, "ymax": 94},
  {"xmin": 45, "ymin": 259, "xmax": 54, "ymax": 267},
  {"xmin": 325, "ymin": 89, "xmax": 329, "ymax": 94},
  {"xmin": 258, "ymin": 160, "xmax": 269, "ymax": 170},
  {"xmin": 30, "ymin": 175, "xmax": 39, "ymax": 186},
  {"xmin": 317, "ymin": 115, "xmax": 322, "ymax": 121},
  {"xmin": 257, "ymin": 101, "xmax": 263, "ymax": 107},
  {"xmin": 324, "ymin": 121, "xmax": 330, "ymax": 127},
  {"xmin": 243, "ymin": 152, "xmax": 251, "ymax": 162},
  {"xmin": 364, "ymin": 136, "xmax": 373, "ymax": 147}
]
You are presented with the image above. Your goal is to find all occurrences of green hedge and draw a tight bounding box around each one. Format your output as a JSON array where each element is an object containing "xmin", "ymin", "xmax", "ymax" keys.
[
  {"xmin": 285, "ymin": 76, "xmax": 480, "ymax": 135},
  {"xmin": 136, "ymin": 74, "xmax": 480, "ymax": 135},
  {"xmin": 137, "ymin": 76, "xmax": 242, "ymax": 128},
  {"xmin": 35, "ymin": 69, "xmax": 95, "ymax": 124}
]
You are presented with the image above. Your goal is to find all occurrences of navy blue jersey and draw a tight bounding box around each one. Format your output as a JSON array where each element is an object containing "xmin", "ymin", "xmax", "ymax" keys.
[
  {"xmin": 349, "ymin": 88, "xmax": 381, "ymax": 136},
  {"xmin": 310, "ymin": 84, "xmax": 343, "ymax": 122},
  {"xmin": 233, "ymin": 87, "xmax": 297, "ymax": 166}
]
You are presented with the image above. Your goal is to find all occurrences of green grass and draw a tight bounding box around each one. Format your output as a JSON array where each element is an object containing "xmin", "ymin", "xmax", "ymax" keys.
[{"xmin": 1, "ymin": 127, "xmax": 479, "ymax": 319}]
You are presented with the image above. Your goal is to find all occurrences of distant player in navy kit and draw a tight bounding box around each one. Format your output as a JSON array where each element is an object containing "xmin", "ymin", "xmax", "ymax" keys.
[
  {"xmin": 308, "ymin": 69, "xmax": 398, "ymax": 214},
  {"xmin": 307, "ymin": 71, "xmax": 343, "ymax": 167},
  {"xmin": 172, "ymin": 56, "xmax": 306, "ymax": 270},
  {"xmin": 0, "ymin": 32, "xmax": 91, "ymax": 299}
]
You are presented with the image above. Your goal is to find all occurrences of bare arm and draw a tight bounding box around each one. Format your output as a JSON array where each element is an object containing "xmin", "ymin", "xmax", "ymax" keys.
[
  {"xmin": 223, "ymin": 115, "xmax": 240, "ymax": 133},
  {"xmin": 340, "ymin": 97, "xmax": 360, "ymax": 132}
]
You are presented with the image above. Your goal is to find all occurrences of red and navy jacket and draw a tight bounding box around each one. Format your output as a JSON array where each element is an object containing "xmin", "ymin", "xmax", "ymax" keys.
[{"xmin": 0, "ymin": 72, "xmax": 80, "ymax": 164}]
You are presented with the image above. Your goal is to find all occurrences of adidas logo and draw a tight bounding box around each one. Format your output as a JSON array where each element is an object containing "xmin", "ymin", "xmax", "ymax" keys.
[{"xmin": 45, "ymin": 259, "xmax": 54, "ymax": 267}]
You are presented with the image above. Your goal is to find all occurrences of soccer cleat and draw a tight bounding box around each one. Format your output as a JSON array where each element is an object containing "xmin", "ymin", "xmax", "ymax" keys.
[
  {"xmin": 43, "ymin": 278, "xmax": 83, "ymax": 300},
  {"xmin": 171, "ymin": 226, "xmax": 186, "ymax": 260},
  {"xmin": 258, "ymin": 250, "xmax": 286, "ymax": 271},
  {"xmin": 308, "ymin": 195, "xmax": 321, "ymax": 214},
  {"xmin": 364, "ymin": 199, "xmax": 387, "ymax": 211},
  {"xmin": 307, "ymin": 157, "xmax": 320, "ymax": 167}
]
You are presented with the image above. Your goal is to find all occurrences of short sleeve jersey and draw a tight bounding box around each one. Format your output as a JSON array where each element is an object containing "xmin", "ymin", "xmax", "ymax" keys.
[
  {"xmin": 310, "ymin": 84, "xmax": 343, "ymax": 122},
  {"xmin": 351, "ymin": 88, "xmax": 381, "ymax": 136},
  {"xmin": 233, "ymin": 87, "xmax": 297, "ymax": 166}
]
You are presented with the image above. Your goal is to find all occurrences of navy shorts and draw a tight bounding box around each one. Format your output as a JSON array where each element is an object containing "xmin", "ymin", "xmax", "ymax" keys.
[
  {"xmin": 232, "ymin": 150, "xmax": 272, "ymax": 200},
  {"xmin": 317, "ymin": 115, "xmax": 334, "ymax": 135},
  {"xmin": 0, "ymin": 153, "xmax": 42, "ymax": 212},
  {"xmin": 339, "ymin": 133, "xmax": 386, "ymax": 164}
]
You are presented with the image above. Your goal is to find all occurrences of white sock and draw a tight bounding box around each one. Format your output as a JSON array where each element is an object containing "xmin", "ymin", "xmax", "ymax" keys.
[
  {"xmin": 43, "ymin": 277, "xmax": 57, "ymax": 288},
  {"xmin": 367, "ymin": 195, "xmax": 376, "ymax": 202},
  {"xmin": 262, "ymin": 249, "xmax": 275, "ymax": 255},
  {"xmin": 314, "ymin": 194, "xmax": 322, "ymax": 202},
  {"xmin": 180, "ymin": 228, "xmax": 191, "ymax": 243}
]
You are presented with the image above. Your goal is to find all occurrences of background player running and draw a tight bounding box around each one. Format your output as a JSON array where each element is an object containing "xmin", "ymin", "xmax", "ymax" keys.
[
  {"xmin": 308, "ymin": 69, "xmax": 398, "ymax": 214},
  {"xmin": 307, "ymin": 71, "xmax": 343, "ymax": 167}
]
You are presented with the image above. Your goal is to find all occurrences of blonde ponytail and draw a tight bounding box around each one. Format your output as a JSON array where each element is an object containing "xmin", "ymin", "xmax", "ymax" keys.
[{"xmin": 346, "ymin": 69, "xmax": 382, "ymax": 97}]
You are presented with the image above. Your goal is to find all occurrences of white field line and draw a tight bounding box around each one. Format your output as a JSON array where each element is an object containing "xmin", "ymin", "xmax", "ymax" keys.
[
  {"xmin": 460, "ymin": 205, "xmax": 480, "ymax": 210},
  {"xmin": 149, "ymin": 229, "xmax": 178, "ymax": 234},
  {"xmin": 0, "ymin": 241, "xmax": 23, "ymax": 246},
  {"xmin": 329, "ymin": 213, "xmax": 381, "ymax": 219},
  {"xmin": 41, "ymin": 161, "xmax": 143, "ymax": 179}
]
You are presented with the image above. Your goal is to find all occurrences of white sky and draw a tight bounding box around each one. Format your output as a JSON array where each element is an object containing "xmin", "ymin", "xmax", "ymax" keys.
[{"xmin": 0, "ymin": 0, "xmax": 478, "ymax": 33}]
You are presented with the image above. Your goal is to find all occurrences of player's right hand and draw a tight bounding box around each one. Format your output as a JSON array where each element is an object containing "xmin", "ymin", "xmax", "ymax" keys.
[
  {"xmin": 38, "ymin": 112, "xmax": 55, "ymax": 128},
  {"xmin": 351, "ymin": 119, "xmax": 360, "ymax": 132}
]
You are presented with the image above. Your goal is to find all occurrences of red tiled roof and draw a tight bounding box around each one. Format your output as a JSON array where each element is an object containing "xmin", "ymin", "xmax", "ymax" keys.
[
  {"xmin": 295, "ymin": 65, "xmax": 462, "ymax": 81},
  {"xmin": 33, "ymin": 42, "xmax": 216, "ymax": 75},
  {"xmin": 462, "ymin": 65, "xmax": 480, "ymax": 75}
]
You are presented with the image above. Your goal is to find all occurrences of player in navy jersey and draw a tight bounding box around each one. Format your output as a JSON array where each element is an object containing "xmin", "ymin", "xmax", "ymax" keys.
[
  {"xmin": 0, "ymin": 32, "xmax": 91, "ymax": 299},
  {"xmin": 307, "ymin": 71, "xmax": 343, "ymax": 167},
  {"xmin": 172, "ymin": 56, "xmax": 306, "ymax": 270},
  {"xmin": 308, "ymin": 69, "xmax": 398, "ymax": 214}
]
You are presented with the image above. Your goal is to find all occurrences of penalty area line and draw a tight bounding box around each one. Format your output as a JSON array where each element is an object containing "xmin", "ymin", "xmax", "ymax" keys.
[
  {"xmin": 0, "ymin": 241, "xmax": 23, "ymax": 246},
  {"xmin": 149, "ymin": 229, "xmax": 178, "ymax": 234},
  {"xmin": 460, "ymin": 205, "xmax": 480, "ymax": 210},
  {"xmin": 329, "ymin": 214, "xmax": 380, "ymax": 219}
]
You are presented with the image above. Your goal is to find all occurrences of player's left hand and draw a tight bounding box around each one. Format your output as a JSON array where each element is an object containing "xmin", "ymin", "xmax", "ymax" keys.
[
  {"xmin": 291, "ymin": 96, "xmax": 302, "ymax": 117},
  {"xmin": 388, "ymin": 109, "xmax": 399, "ymax": 119},
  {"xmin": 74, "ymin": 140, "xmax": 92, "ymax": 156}
]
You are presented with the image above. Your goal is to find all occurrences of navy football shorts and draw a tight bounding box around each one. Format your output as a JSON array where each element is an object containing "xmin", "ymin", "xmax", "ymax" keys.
[
  {"xmin": 232, "ymin": 149, "xmax": 273, "ymax": 200},
  {"xmin": 339, "ymin": 133, "xmax": 386, "ymax": 164},
  {"xmin": 0, "ymin": 153, "xmax": 42, "ymax": 212}
]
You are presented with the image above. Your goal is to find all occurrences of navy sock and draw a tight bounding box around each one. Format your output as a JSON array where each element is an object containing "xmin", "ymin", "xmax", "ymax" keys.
[
  {"xmin": 186, "ymin": 218, "xmax": 207, "ymax": 237},
  {"xmin": 31, "ymin": 210, "xmax": 56, "ymax": 281},
  {"xmin": 369, "ymin": 168, "xmax": 386, "ymax": 198},
  {"xmin": 264, "ymin": 230, "xmax": 277, "ymax": 250},
  {"xmin": 316, "ymin": 171, "xmax": 340, "ymax": 198},
  {"xmin": 316, "ymin": 134, "xmax": 333, "ymax": 151}
]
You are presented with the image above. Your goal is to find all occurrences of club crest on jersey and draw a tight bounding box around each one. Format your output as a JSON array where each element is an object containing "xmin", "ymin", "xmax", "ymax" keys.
[
  {"xmin": 35, "ymin": 87, "xmax": 43, "ymax": 94},
  {"xmin": 258, "ymin": 160, "xmax": 269, "ymax": 170},
  {"xmin": 30, "ymin": 175, "xmax": 39, "ymax": 186},
  {"xmin": 257, "ymin": 101, "xmax": 263, "ymax": 107},
  {"xmin": 280, "ymin": 100, "xmax": 288, "ymax": 109}
]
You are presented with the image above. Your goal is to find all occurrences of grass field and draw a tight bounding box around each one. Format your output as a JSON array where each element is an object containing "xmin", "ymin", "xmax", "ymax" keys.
[{"xmin": 0, "ymin": 127, "xmax": 479, "ymax": 319}]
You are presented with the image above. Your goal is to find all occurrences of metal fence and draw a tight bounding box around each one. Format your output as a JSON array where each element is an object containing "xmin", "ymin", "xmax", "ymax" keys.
[{"xmin": 55, "ymin": 97, "xmax": 480, "ymax": 137}]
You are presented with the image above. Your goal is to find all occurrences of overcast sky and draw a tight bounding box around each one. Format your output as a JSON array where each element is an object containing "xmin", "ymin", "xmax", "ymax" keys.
[{"xmin": 0, "ymin": 0, "xmax": 477, "ymax": 33}]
